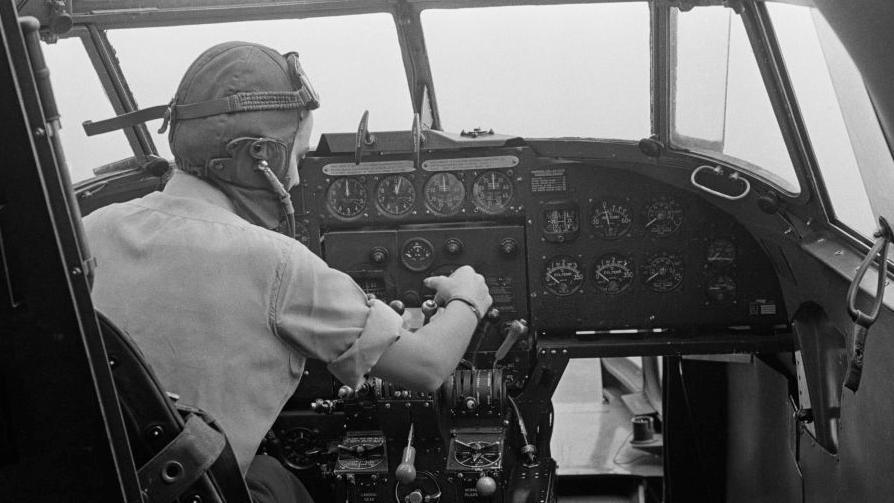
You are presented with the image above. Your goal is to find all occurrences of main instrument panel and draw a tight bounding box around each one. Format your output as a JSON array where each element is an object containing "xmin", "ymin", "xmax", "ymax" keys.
[{"xmin": 294, "ymin": 143, "xmax": 785, "ymax": 333}]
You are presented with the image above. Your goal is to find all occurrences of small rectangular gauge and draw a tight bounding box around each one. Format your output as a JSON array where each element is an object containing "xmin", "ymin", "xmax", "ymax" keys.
[{"xmin": 541, "ymin": 200, "xmax": 580, "ymax": 243}]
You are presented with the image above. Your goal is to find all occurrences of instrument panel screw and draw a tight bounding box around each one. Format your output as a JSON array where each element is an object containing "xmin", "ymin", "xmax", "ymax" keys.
[{"xmin": 33, "ymin": 127, "xmax": 45, "ymax": 137}]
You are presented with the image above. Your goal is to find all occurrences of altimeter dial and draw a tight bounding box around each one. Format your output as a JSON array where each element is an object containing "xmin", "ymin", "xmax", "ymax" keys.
[
  {"xmin": 424, "ymin": 172, "xmax": 465, "ymax": 215},
  {"xmin": 375, "ymin": 174, "xmax": 415, "ymax": 216},
  {"xmin": 472, "ymin": 170, "xmax": 514, "ymax": 214},
  {"xmin": 326, "ymin": 177, "xmax": 367, "ymax": 218}
]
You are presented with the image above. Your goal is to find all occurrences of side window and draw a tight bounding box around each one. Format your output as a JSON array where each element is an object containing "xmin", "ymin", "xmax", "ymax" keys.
[
  {"xmin": 42, "ymin": 37, "xmax": 133, "ymax": 182},
  {"xmin": 768, "ymin": 4, "xmax": 884, "ymax": 239},
  {"xmin": 671, "ymin": 6, "xmax": 799, "ymax": 195}
]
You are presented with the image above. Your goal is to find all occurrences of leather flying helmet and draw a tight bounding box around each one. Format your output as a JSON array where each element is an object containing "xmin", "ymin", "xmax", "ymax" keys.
[{"xmin": 164, "ymin": 41, "xmax": 320, "ymax": 236}]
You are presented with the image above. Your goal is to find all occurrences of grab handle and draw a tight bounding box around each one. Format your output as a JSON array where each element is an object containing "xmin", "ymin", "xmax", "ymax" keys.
[{"xmin": 690, "ymin": 165, "xmax": 751, "ymax": 201}]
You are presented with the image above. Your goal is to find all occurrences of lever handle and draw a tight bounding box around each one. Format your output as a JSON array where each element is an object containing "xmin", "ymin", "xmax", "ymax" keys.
[
  {"xmin": 395, "ymin": 423, "xmax": 417, "ymax": 484},
  {"xmin": 844, "ymin": 324, "xmax": 869, "ymax": 392},
  {"xmin": 495, "ymin": 319, "xmax": 528, "ymax": 362},
  {"xmin": 421, "ymin": 299, "xmax": 438, "ymax": 325}
]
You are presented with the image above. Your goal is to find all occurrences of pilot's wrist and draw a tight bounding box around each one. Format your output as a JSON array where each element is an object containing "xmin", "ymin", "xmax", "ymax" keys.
[{"xmin": 445, "ymin": 295, "xmax": 483, "ymax": 323}]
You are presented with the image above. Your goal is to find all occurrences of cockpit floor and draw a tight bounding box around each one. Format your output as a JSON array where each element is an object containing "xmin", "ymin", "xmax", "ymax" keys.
[{"xmin": 551, "ymin": 359, "xmax": 662, "ymax": 478}]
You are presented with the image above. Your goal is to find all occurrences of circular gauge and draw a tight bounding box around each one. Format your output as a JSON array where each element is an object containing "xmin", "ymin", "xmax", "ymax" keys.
[
  {"xmin": 642, "ymin": 252, "xmax": 685, "ymax": 293},
  {"xmin": 543, "ymin": 256, "xmax": 585, "ymax": 296},
  {"xmin": 590, "ymin": 199, "xmax": 633, "ymax": 239},
  {"xmin": 543, "ymin": 207, "xmax": 579, "ymax": 235},
  {"xmin": 424, "ymin": 172, "xmax": 466, "ymax": 215},
  {"xmin": 375, "ymin": 174, "xmax": 415, "ymax": 216},
  {"xmin": 643, "ymin": 197, "xmax": 684, "ymax": 237},
  {"xmin": 706, "ymin": 238, "xmax": 736, "ymax": 266},
  {"xmin": 472, "ymin": 170, "xmax": 514, "ymax": 214},
  {"xmin": 706, "ymin": 274, "xmax": 737, "ymax": 303},
  {"xmin": 294, "ymin": 221, "xmax": 310, "ymax": 246},
  {"xmin": 280, "ymin": 427, "xmax": 324, "ymax": 471},
  {"xmin": 592, "ymin": 253, "xmax": 635, "ymax": 295},
  {"xmin": 326, "ymin": 177, "xmax": 367, "ymax": 218},
  {"xmin": 400, "ymin": 237, "xmax": 435, "ymax": 272}
]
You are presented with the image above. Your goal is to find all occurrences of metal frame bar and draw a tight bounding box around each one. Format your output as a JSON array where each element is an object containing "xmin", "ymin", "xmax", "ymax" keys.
[
  {"xmin": 392, "ymin": 2, "xmax": 441, "ymax": 130},
  {"xmin": 650, "ymin": 1, "xmax": 672, "ymax": 143},
  {"xmin": 81, "ymin": 25, "xmax": 155, "ymax": 156},
  {"xmin": 739, "ymin": 0, "xmax": 817, "ymax": 206}
]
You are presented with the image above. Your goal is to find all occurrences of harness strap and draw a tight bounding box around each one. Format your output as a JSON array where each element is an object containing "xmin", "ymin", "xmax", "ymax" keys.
[{"xmin": 138, "ymin": 414, "xmax": 226, "ymax": 503}]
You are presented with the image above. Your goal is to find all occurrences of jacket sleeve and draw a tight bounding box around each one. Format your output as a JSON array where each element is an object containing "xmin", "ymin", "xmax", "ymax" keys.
[{"xmin": 272, "ymin": 243, "xmax": 402, "ymax": 388}]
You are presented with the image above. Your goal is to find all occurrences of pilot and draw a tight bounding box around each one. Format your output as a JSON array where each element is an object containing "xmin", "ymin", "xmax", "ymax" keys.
[{"xmin": 84, "ymin": 41, "xmax": 492, "ymax": 502}]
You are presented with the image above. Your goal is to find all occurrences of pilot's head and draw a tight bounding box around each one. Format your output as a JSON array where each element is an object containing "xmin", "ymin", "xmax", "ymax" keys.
[{"xmin": 163, "ymin": 41, "xmax": 319, "ymax": 236}]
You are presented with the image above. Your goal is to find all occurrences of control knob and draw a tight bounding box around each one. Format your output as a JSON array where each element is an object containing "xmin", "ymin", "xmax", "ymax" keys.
[
  {"xmin": 476, "ymin": 474, "xmax": 498, "ymax": 497},
  {"xmin": 369, "ymin": 246, "xmax": 389, "ymax": 264},
  {"xmin": 444, "ymin": 238, "xmax": 464, "ymax": 256},
  {"xmin": 499, "ymin": 238, "xmax": 519, "ymax": 257}
]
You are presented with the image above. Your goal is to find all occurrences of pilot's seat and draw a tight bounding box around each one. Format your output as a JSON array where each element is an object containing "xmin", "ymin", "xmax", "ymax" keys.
[{"xmin": 98, "ymin": 312, "xmax": 253, "ymax": 503}]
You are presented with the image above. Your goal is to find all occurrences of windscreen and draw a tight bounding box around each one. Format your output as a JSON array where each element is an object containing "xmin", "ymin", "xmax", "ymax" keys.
[{"xmin": 422, "ymin": 3, "xmax": 651, "ymax": 140}]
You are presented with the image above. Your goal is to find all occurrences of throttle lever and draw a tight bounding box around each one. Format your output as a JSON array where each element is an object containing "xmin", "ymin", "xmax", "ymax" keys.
[
  {"xmin": 395, "ymin": 423, "xmax": 417, "ymax": 484},
  {"xmin": 421, "ymin": 299, "xmax": 438, "ymax": 326},
  {"xmin": 494, "ymin": 319, "xmax": 528, "ymax": 363}
]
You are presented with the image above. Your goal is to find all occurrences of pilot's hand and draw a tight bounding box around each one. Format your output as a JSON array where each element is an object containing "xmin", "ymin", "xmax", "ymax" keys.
[{"xmin": 423, "ymin": 265, "xmax": 492, "ymax": 318}]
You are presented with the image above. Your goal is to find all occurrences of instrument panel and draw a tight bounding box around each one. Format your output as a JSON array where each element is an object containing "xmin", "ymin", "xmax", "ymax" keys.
[{"xmin": 295, "ymin": 144, "xmax": 785, "ymax": 335}]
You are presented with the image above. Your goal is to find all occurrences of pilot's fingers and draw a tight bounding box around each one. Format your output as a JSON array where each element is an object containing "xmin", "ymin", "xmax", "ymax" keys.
[
  {"xmin": 448, "ymin": 265, "xmax": 476, "ymax": 278},
  {"xmin": 423, "ymin": 275, "xmax": 449, "ymax": 291}
]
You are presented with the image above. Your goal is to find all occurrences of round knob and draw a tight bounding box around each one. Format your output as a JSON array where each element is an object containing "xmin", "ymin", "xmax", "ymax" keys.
[
  {"xmin": 444, "ymin": 238, "xmax": 463, "ymax": 255},
  {"xmin": 406, "ymin": 490, "xmax": 424, "ymax": 503},
  {"xmin": 389, "ymin": 300, "xmax": 406, "ymax": 316},
  {"xmin": 499, "ymin": 238, "xmax": 519, "ymax": 256},
  {"xmin": 476, "ymin": 475, "xmax": 497, "ymax": 497},
  {"xmin": 401, "ymin": 290, "xmax": 421, "ymax": 307},
  {"xmin": 464, "ymin": 397, "xmax": 478, "ymax": 411},
  {"xmin": 338, "ymin": 386, "xmax": 354, "ymax": 399},
  {"xmin": 369, "ymin": 246, "xmax": 389, "ymax": 264}
]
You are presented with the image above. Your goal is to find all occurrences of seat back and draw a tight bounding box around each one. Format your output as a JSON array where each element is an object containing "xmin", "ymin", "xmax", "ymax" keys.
[{"xmin": 98, "ymin": 312, "xmax": 253, "ymax": 503}]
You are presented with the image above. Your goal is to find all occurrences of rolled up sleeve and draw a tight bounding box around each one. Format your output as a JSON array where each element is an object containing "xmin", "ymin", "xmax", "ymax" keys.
[{"xmin": 272, "ymin": 244, "xmax": 402, "ymax": 388}]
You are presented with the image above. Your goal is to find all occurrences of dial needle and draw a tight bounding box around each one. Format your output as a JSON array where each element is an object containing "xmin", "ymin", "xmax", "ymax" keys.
[
  {"xmin": 596, "ymin": 271, "xmax": 611, "ymax": 282},
  {"xmin": 546, "ymin": 272, "xmax": 560, "ymax": 284}
]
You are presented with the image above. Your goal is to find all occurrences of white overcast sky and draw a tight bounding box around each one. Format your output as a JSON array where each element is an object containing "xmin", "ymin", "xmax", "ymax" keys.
[{"xmin": 41, "ymin": 2, "xmax": 880, "ymax": 235}]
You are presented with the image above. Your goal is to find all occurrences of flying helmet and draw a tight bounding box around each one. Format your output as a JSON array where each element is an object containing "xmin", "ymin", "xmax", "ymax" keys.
[{"xmin": 160, "ymin": 41, "xmax": 320, "ymax": 237}]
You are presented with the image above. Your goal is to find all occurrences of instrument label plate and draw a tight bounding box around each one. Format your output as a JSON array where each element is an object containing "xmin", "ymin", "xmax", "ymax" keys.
[{"xmin": 422, "ymin": 156, "xmax": 519, "ymax": 172}]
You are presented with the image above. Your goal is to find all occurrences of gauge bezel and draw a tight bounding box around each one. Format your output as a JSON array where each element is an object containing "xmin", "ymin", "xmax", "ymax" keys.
[
  {"xmin": 400, "ymin": 237, "xmax": 436, "ymax": 272},
  {"xmin": 542, "ymin": 255, "xmax": 585, "ymax": 296},
  {"xmin": 374, "ymin": 174, "xmax": 416, "ymax": 217},
  {"xmin": 642, "ymin": 196, "xmax": 684, "ymax": 238},
  {"xmin": 642, "ymin": 251, "xmax": 685, "ymax": 293},
  {"xmin": 590, "ymin": 198, "xmax": 634, "ymax": 240},
  {"xmin": 423, "ymin": 172, "xmax": 466, "ymax": 216},
  {"xmin": 705, "ymin": 273, "xmax": 737, "ymax": 304},
  {"xmin": 541, "ymin": 200, "xmax": 580, "ymax": 243},
  {"xmin": 325, "ymin": 176, "xmax": 368, "ymax": 219},
  {"xmin": 705, "ymin": 237, "xmax": 737, "ymax": 267},
  {"xmin": 471, "ymin": 170, "xmax": 515, "ymax": 215},
  {"xmin": 592, "ymin": 252, "xmax": 636, "ymax": 295}
]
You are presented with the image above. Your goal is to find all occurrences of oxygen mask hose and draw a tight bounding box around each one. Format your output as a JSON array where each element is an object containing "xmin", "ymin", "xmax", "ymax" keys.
[{"xmin": 254, "ymin": 159, "xmax": 297, "ymax": 239}]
